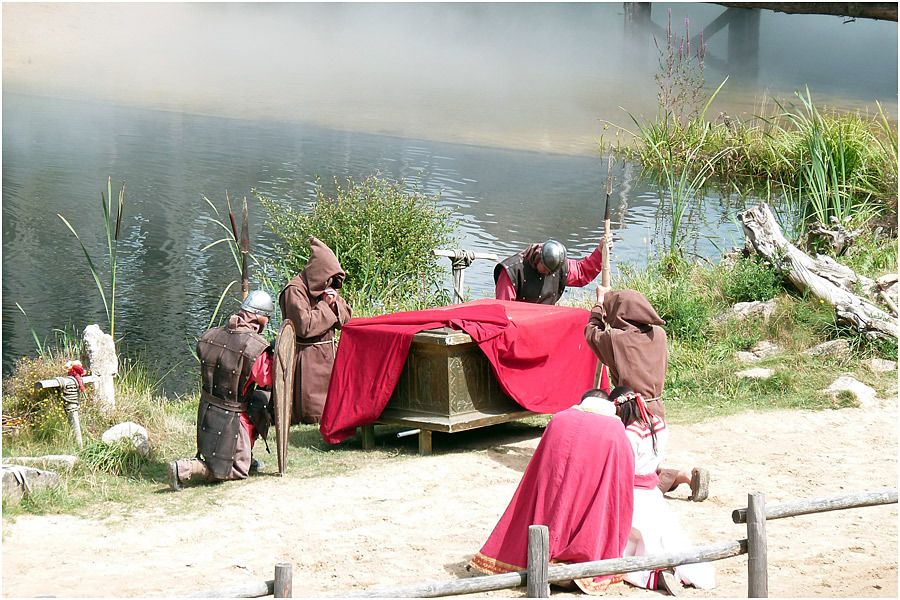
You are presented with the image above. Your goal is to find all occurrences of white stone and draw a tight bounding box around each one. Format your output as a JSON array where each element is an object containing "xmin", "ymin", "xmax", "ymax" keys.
[
  {"xmin": 2, "ymin": 465, "xmax": 61, "ymax": 504},
  {"xmin": 824, "ymin": 376, "xmax": 878, "ymax": 409},
  {"xmin": 803, "ymin": 339, "xmax": 851, "ymax": 358},
  {"xmin": 3, "ymin": 455, "xmax": 78, "ymax": 472},
  {"xmin": 736, "ymin": 368, "xmax": 775, "ymax": 380},
  {"xmin": 735, "ymin": 351, "xmax": 760, "ymax": 364},
  {"xmin": 865, "ymin": 358, "xmax": 897, "ymax": 373},
  {"xmin": 751, "ymin": 340, "xmax": 782, "ymax": 359},
  {"xmin": 731, "ymin": 300, "xmax": 777, "ymax": 321},
  {"xmin": 82, "ymin": 324, "xmax": 118, "ymax": 412},
  {"xmin": 102, "ymin": 422, "xmax": 150, "ymax": 457}
]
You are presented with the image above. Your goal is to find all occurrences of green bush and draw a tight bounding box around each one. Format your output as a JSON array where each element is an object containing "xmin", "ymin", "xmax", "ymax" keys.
[
  {"xmin": 721, "ymin": 257, "xmax": 783, "ymax": 303},
  {"xmin": 260, "ymin": 176, "xmax": 456, "ymax": 314}
]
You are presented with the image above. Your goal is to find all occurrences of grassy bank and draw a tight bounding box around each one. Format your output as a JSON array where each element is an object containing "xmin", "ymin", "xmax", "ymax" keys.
[{"xmin": 4, "ymin": 237, "xmax": 896, "ymax": 519}]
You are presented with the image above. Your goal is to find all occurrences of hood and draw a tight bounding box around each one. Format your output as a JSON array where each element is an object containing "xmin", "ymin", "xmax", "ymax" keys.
[
  {"xmin": 301, "ymin": 236, "xmax": 346, "ymax": 296},
  {"xmin": 603, "ymin": 290, "xmax": 665, "ymax": 332}
]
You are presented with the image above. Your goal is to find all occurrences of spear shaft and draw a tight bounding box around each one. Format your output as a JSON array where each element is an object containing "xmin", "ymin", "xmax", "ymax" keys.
[{"xmin": 601, "ymin": 156, "xmax": 613, "ymax": 288}]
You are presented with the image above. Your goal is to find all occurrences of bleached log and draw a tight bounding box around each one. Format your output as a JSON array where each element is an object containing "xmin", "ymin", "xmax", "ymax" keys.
[{"xmin": 737, "ymin": 204, "xmax": 897, "ymax": 341}]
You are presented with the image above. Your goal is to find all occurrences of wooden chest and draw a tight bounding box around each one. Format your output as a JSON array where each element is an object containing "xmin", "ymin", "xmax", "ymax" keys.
[{"xmin": 360, "ymin": 327, "xmax": 535, "ymax": 454}]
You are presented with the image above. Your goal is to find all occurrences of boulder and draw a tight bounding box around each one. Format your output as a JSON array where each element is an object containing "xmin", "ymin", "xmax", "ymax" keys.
[
  {"xmin": 3, "ymin": 455, "xmax": 78, "ymax": 472},
  {"xmin": 727, "ymin": 300, "xmax": 777, "ymax": 322},
  {"xmin": 803, "ymin": 339, "xmax": 851, "ymax": 358},
  {"xmin": 102, "ymin": 422, "xmax": 150, "ymax": 457},
  {"xmin": 824, "ymin": 376, "xmax": 878, "ymax": 409},
  {"xmin": 2, "ymin": 465, "xmax": 61, "ymax": 504},
  {"xmin": 736, "ymin": 368, "xmax": 775, "ymax": 380}
]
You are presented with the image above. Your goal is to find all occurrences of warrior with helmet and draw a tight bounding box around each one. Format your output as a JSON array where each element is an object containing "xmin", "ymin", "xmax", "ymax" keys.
[
  {"xmin": 167, "ymin": 290, "xmax": 275, "ymax": 490},
  {"xmin": 493, "ymin": 237, "xmax": 609, "ymax": 304}
]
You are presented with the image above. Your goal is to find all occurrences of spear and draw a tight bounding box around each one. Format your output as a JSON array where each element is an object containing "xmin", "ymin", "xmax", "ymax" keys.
[
  {"xmin": 601, "ymin": 155, "xmax": 614, "ymax": 288},
  {"xmin": 240, "ymin": 197, "xmax": 250, "ymax": 300}
]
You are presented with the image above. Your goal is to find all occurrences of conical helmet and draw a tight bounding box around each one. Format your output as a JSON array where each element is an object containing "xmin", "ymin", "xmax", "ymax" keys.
[{"xmin": 540, "ymin": 240, "xmax": 567, "ymax": 273}]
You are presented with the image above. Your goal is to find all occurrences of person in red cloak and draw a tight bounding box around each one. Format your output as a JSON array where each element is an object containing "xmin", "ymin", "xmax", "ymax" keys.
[
  {"xmin": 468, "ymin": 389, "xmax": 635, "ymax": 594},
  {"xmin": 279, "ymin": 236, "xmax": 352, "ymax": 424}
]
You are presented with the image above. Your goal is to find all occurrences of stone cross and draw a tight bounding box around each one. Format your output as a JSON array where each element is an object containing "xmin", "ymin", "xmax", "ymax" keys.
[{"xmin": 81, "ymin": 324, "xmax": 118, "ymax": 412}]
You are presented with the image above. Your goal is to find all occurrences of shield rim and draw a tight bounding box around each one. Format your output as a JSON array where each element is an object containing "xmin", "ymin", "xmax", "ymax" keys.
[{"xmin": 272, "ymin": 318, "xmax": 296, "ymax": 475}]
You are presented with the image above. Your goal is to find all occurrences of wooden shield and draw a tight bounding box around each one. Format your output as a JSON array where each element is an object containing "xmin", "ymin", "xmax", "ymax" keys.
[{"xmin": 272, "ymin": 318, "xmax": 296, "ymax": 475}]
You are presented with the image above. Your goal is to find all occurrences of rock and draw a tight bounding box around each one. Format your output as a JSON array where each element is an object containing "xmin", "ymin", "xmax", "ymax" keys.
[
  {"xmin": 730, "ymin": 300, "xmax": 777, "ymax": 321},
  {"xmin": 803, "ymin": 339, "xmax": 851, "ymax": 358},
  {"xmin": 102, "ymin": 422, "xmax": 150, "ymax": 457},
  {"xmin": 2, "ymin": 465, "xmax": 61, "ymax": 504},
  {"xmin": 751, "ymin": 340, "xmax": 781, "ymax": 359},
  {"xmin": 824, "ymin": 376, "xmax": 878, "ymax": 409},
  {"xmin": 864, "ymin": 358, "xmax": 897, "ymax": 373},
  {"xmin": 3, "ymin": 455, "xmax": 78, "ymax": 472},
  {"xmin": 736, "ymin": 368, "xmax": 775, "ymax": 380},
  {"xmin": 735, "ymin": 351, "xmax": 759, "ymax": 364},
  {"xmin": 82, "ymin": 324, "xmax": 118, "ymax": 412}
]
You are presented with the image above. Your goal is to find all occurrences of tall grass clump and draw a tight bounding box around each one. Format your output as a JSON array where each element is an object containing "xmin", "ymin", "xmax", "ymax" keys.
[
  {"xmin": 768, "ymin": 88, "xmax": 882, "ymax": 231},
  {"xmin": 260, "ymin": 175, "xmax": 457, "ymax": 314},
  {"xmin": 57, "ymin": 177, "xmax": 126, "ymax": 339}
]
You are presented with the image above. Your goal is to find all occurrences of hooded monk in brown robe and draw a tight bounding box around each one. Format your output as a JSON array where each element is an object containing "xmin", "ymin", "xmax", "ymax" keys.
[
  {"xmin": 584, "ymin": 288, "xmax": 709, "ymax": 502},
  {"xmin": 279, "ymin": 237, "xmax": 352, "ymax": 424},
  {"xmin": 584, "ymin": 289, "xmax": 668, "ymax": 417}
]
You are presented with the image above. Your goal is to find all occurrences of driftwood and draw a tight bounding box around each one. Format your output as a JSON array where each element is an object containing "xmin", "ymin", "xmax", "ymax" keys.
[{"xmin": 737, "ymin": 204, "xmax": 897, "ymax": 341}]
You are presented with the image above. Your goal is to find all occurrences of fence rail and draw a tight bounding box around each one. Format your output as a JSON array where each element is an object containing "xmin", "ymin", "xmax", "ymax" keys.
[
  {"xmin": 191, "ymin": 489, "xmax": 897, "ymax": 598},
  {"xmin": 732, "ymin": 488, "xmax": 898, "ymax": 524}
]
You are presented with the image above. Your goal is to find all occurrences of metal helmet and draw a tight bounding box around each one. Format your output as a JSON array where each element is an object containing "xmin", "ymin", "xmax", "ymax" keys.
[
  {"xmin": 540, "ymin": 240, "xmax": 567, "ymax": 273},
  {"xmin": 240, "ymin": 290, "xmax": 275, "ymax": 317}
]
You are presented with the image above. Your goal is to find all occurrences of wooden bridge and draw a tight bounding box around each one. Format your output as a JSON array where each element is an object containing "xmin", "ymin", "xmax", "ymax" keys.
[{"xmin": 623, "ymin": 2, "xmax": 897, "ymax": 79}]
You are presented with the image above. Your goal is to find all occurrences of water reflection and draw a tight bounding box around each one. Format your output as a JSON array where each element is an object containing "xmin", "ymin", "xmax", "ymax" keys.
[{"xmin": 3, "ymin": 2, "xmax": 896, "ymax": 393}]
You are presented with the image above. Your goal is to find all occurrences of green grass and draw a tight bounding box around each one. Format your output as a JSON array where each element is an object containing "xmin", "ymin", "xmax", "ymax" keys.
[
  {"xmin": 4, "ymin": 243, "xmax": 897, "ymax": 519},
  {"xmin": 609, "ymin": 87, "xmax": 897, "ymax": 237}
]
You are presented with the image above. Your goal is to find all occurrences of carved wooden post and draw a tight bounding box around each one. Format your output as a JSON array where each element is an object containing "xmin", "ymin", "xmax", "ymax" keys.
[
  {"xmin": 527, "ymin": 525, "xmax": 550, "ymax": 598},
  {"xmin": 82, "ymin": 324, "xmax": 118, "ymax": 412},
  {"xmin": 747, "ymin": 492, "xmax": 768, "ymax": 597},
  {"xmin": 274, "ymin": 562, "xmax": 292, "ymax": 598}
]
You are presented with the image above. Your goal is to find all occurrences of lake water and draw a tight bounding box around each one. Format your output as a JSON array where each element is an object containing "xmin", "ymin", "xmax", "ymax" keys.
[{"xmin": 3, "ymin": 3, "xmax": 896, "ymax": 393}]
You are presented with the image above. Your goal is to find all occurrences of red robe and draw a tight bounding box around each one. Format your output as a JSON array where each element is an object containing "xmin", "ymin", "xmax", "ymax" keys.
[{"xmin": 470, "ymin": 407, "xmax": 635, "ymax": 594}]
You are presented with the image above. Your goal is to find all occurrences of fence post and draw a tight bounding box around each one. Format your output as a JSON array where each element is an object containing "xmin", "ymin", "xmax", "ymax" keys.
[
  {"xmin": 527, "ymin": 525, "xmax": 550, "ymax": 598},
  {"xmin": 274, "ymin": 562, "xmax": 293, "ymax": 598},
  {"xmin": 747, "ymin": 492, "xmax": 768, "ymax": 597}
]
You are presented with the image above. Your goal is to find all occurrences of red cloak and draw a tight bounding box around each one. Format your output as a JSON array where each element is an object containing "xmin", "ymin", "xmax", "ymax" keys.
[
  {"xmin": 319, "ymin": 299, "xmax": 598, "ymax": 444},
  {"xmin": 470, "ymin": 407, "xmax": 635, "ymax": 594}
]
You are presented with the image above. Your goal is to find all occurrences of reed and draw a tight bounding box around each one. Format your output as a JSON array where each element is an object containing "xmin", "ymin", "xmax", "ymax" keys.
[{"xmin": 57, "ymin": 177, "xmax": 126, "ymax": 339}]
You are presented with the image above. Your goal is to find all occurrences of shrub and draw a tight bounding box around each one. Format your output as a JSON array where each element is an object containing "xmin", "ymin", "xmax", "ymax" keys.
[
  {"xmin": 260, "ymin": 176, "xmax": 456, "ymax": 314},
  {"xmin": 721, "ymin": 257, "xmax": 783, "ymax": 303},
  {"xmin": 2, "ymin": 355, "xmax": 74, "ymax": 443}
]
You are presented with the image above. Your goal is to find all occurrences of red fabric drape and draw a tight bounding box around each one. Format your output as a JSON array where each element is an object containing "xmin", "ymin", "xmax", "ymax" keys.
[
  {"xmin": 469, "ymin": 408, "xmax": 635, "ymax": 593},
  {"xmin": 319, "ymin": 299, "xmax": 598, "ymax": 444}
]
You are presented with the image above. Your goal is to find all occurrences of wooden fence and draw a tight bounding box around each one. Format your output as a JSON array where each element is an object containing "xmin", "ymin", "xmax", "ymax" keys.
[{"xmin": 193, "ymin": 489, "xmax": 897, "ymax": 598}]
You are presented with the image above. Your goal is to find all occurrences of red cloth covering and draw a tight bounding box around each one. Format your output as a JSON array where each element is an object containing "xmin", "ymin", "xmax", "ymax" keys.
[
  {"xmin": 319, "ymin": 299, "xmax": 598, "ymax": 444},
  {"xmin": 469, "ymin": 408, "xmax": 635, "ymax": 594}
]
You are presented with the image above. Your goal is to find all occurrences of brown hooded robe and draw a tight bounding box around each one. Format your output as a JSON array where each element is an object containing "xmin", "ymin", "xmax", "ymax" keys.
[
  {"xmin": 279, "ymin": 237, "xmax": 352, "ymax": 424},
  {"xmin": 584, "ymin": 289, "xmax": 668, "ymax": 419}
]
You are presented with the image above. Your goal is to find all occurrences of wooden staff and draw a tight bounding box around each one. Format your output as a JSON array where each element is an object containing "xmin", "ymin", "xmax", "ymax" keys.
[
  {"xmin": 601, "ymin": 155, "xmax": 613, "ymax": 288},
  {"xmin": 595, "ymin": 155, "xmax": 614, "ymax": 390}
]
